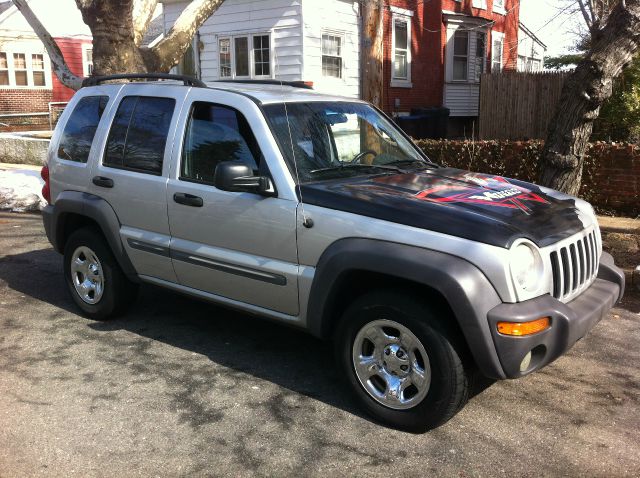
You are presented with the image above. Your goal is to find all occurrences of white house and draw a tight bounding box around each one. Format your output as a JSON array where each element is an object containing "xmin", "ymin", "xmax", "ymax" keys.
[
  {"xmin": 517, "ymin": 22, "xmax": 546, "ymax": 72},
  {"xmin": 162, "ymin": 0, "xmax": 361, "ymax": 98}
]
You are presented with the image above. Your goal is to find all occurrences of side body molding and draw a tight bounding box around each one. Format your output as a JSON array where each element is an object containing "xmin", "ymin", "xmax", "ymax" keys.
[
  {"xmin": 45, "ymin": 191, "xmax": 138, "ymax": 281},
  {"xmin": 305, "ymin": 238, "xmax": 507, "ymax": 379}
]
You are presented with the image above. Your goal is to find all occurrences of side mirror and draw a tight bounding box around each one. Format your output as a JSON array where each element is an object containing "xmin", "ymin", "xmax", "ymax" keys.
[{"xmin": 214, "ymin": 162, "xmax": 273, "ymax": 195}]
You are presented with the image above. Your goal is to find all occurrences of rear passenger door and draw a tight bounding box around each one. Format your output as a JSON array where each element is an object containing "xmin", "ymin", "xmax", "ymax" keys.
[
  {"xmin": 88, "ymin": 85, "xmax": 188, "ymax": 282},
  {"xmin": 166, "ymin": 91, "xmax": 299, "ymax": 316}
]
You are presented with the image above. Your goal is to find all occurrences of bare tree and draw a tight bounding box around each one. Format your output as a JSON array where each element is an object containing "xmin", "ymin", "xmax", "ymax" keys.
[
  {"xmin": 12, "ymin": 0, "xmax": 226, "ymax": 90},
  {"xmin": 539, "ymin": 0, "xmax": 640, "ymax": 194}
]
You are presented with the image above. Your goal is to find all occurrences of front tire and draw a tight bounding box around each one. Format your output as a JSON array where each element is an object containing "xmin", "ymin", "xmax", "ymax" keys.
[
  {"xmin": 63, "ymin": 227, "xmax": 137, "ymax": 320},
  {"xmin": 335, "ymin": 290, "xmax": 470, "ymax": 432}
]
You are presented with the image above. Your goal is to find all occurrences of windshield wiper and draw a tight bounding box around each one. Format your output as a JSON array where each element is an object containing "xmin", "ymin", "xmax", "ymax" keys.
[
  {"xmin": 309, "ymin": 163, "xmax": 405, "ymax": 175},
  {"xmin": 381, "ymin": 159, "xmax": 439, "ymax": 169}
]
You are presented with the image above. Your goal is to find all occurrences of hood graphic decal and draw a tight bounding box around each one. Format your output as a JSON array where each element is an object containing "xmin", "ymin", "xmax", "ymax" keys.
[
  {"xmin": 414, "ymin": 175, "xmax": 550, "ymax": 215},
  {"xmin": 300, "ymin": 167, "xmax": 586, "ymax": 248}
]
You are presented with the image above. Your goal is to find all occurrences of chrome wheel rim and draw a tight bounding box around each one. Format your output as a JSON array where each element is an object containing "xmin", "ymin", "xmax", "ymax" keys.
[
  {"xmin": 352, "ymin": 319, "xmax": 431, "ymax": 410},
  {"xmin": 70, "ymin": 246, "xmax": 104, "ymax": 304}
]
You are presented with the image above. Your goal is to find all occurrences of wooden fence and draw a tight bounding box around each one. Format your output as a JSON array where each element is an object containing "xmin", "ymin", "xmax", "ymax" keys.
[{"xmin": 479, "ymin": 72, "xmax": 569, "ymax": 140}]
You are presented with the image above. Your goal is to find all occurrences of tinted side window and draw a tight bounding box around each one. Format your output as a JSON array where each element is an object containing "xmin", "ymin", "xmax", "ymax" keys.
[
  {"xmin": 104, "ymin": 96, "xmax": 175, "ymax": 175},
  {"xmin": 58, "ymin": 95, "xmax": 108, "ymax": 163},
  {"xmin": 181, "ymin": 102, "xmax": 262, "ymax": 185}
]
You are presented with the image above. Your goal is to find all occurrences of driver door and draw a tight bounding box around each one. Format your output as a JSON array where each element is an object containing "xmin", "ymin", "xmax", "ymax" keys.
[{"xmin": 166, "ymin": 92, "xmax": 299, "ymax": 316}]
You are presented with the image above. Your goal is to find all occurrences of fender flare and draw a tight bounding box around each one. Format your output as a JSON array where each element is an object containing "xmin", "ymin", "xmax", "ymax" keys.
[
  {"xmin": 305, "ymin": 238, "xmax": 507, "ymax": 379},
  {"xmin": 46, "ymin": 191, "xmax": 138, "ymax": 280}
]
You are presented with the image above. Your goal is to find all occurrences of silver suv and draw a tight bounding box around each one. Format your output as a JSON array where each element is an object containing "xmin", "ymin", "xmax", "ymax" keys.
[{"xmin": 41, "ymin": 74, "xmax": 625, "ymax": 432}]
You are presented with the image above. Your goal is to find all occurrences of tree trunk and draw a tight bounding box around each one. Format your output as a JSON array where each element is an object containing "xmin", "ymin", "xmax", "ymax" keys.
[
  {"xmin": 539, "ymin": 0, "xmax": 640, "ymax": 195},
  {"xmin": 361, "ymin": 0, "xmax": 384, "ymax": 109},
  {"xmin": 75, "ymin": 0, "xmax": 149, "ymax": 75},
  {"xmin": 14, "ymin": 0, "xmax": 227, "ymax": 90}
]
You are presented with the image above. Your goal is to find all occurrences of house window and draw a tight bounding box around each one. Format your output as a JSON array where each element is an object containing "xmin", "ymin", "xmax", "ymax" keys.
[
  {"xmin": 492, "ymin": 33, "xmax": 504, "ymax": 72},
  {"xmin": 234, "ymin": 37, "xmax": 249, "ymax": 77},
  {"xmin": 391, "ymin": 14, "xmax": 412, "ymax": 86},
  {"xmin": 253, "ymin": 35, "xmax": 270, "ymax": 77},
  {"xmin": 219, "ymin": 38, "xmax": 231, "ymax": 78},
  {"xmin": 321, "ymin": 34, "xmax": 342, "ymax": 78},
  {"xmin": 452, "ymin": 30, "xmax": 469, "ymax": 81},
  {"xmin": 13, "ymin": 53, "xmax": 27, "ymax": 86},
  {"xmin": 0, "ymin": 53, "xmax": 8, "ymax": 85},
  {"xmin": 83, "ymin": 48, "xmax": 93, "ymax": 76},
  {"xmin": 219, "ymin": 33, "xmax": 271, "ymax": 79},
  {"xmin": 475, "ymin": 32, "xmax": 486, "ymax": 81},
  {"xmin": 472, "ymin": 0, "xmax": 487, "ymax": 9},
  {"xmin": 32, "ymin": 54, "xmax": 45, "ymax": 86}
]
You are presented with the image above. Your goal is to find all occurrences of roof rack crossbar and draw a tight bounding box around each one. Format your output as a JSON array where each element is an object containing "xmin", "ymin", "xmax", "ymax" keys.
[
  {"xmin": 82, "ymin": 73, "xmax": 206, "ymax": 88},
  {"xmin": 214, "ymin": 79, "xmax": 313, "ymax": 90}
]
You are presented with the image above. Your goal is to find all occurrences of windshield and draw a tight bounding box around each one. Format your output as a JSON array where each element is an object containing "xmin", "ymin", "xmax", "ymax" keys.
[{"xmin": 262, "ymin": 102, "xmax": 433, "ymax": 183}]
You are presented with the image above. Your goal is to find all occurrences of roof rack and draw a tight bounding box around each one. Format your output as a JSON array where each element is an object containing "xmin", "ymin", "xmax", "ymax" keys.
[
  {"xmin": 214, "ymin": 79, "xmax": 313, "ymax": 90},
  {"xmin": 82, "ymin": 73, "xmax": 206, "ymax": 88}
]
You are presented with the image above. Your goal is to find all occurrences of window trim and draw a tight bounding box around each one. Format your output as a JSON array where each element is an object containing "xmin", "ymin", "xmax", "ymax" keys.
[
  {"xmin": 217, "ymin": 32, "xmax": 273, "ymax": 80},
  {"xmin": 13, "ymin": 53, "xmax": 28, "ymax": 86},
  {"xmin": 0, "ymin": 49, "xmax": 51, "ymax": 89},
  {"xmin": 472, "ymin": 0, "xmax": 488, "ymax": 10},
  {"xmin": 451, "ymin": 29, "xmax": 470, "ymax": 83},
  {"xmin": 82, "ymin": 45, "xmax": 93, "ymax": 77},
  {"xmin": 492, "ymin": 30, "xmax": 505, "ymax": 73},
  {"xmin": 493, "ymin": 0, "xmax": 507, "ymax": 15},
  {"xmin": 474, "ymin": 31, "xmax": 487, "ymax": 82},
  {"xmin": 31, "ymin": 53, "xmax": 46, "ymax": 86},
  {"xmin": 321, "ymin": 31, "xmax": 344, "ymax": 79},
  {"xmin": 391, "ymin": 11, "xmax": 413, "ymax": 88},
  {"xmin": 0, "ymin": 52, "xmax": 8, "ymax": 86}
]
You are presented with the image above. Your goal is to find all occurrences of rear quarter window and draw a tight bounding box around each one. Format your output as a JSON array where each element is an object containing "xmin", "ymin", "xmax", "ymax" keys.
[
  {"xmin": 57, "ymin": 95, "xmax": 109, "ymax": 163},
  {"xmin": 104, "ymin": 96, "xmax": 175, "ymax": 175}
]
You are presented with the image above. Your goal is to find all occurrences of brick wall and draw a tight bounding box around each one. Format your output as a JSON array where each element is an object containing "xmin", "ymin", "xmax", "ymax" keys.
[
  {"xmin": 0, "ymin": 88, "xmax": 52, "ymax": 113},
  {"xmin": 414, "ymin": 139, "xmax": 640, "ymax": 217},
  {"xmin": 383, "ymin": 0, "xmax": 520, "ymax": 116}
]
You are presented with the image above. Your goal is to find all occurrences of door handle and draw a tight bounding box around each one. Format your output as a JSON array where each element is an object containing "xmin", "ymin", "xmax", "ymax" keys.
[
  {"xmin": 173, "ymin": 192, "xmax": 203, "ymax": 207},
  {"xmin": 92, "ymin": 176, "xmax": 114, "ymax": 188}
]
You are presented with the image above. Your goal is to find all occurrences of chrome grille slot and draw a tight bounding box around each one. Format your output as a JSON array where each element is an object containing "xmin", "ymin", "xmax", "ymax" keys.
[{"xmin": 548, "ymin": 227, "xmax": 600, "ymax": 302}]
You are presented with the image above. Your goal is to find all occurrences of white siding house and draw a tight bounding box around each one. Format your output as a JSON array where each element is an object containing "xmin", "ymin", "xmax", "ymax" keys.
[
  {"xmin": 162, "ymin": 0, "xmax": 360, "ymax": 98},
  {"xmin": 443, "ymin": 12, "xmax": 491, "ymax": 117},
  {"xmin": 517, "ymin": 22, "xmax": 546, "ymax": 72}
]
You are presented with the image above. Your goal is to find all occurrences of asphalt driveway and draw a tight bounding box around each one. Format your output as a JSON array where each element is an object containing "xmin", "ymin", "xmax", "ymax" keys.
[{"xmin": 0, "ymin": 212, "xmax": 639, "ymax": 477}]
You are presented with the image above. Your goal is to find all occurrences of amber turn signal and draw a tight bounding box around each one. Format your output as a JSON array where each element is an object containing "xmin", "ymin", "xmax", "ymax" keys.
[{"xmin": 497, "ymin": 317, "xmax": 550, "ymax": 336}]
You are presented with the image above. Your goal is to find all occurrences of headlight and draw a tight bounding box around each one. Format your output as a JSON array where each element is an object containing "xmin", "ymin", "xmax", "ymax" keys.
[{"xmin": 510, "ymin": 242, "xmax": 544, "ymax": 292}]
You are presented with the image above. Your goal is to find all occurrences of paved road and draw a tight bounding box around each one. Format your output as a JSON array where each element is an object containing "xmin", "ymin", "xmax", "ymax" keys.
[{"xmin": 0, "ymin": 212, "xmax": 639, "ymax": 477}]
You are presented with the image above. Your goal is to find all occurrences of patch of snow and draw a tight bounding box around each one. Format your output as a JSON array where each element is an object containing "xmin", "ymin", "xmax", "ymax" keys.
[{"xmin": 0, "ymin": 168, "xmax": 46, "ymax": 212}]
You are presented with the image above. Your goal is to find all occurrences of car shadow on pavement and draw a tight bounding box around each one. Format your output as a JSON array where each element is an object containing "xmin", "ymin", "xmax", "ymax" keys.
[{"xmin": 0, "ymin": 247, "xmax": 379, "ymax": 426}]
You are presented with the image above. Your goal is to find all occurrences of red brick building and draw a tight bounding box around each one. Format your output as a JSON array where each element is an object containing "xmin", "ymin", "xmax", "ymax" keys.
[{"xmin": 383, "ymin": 0, "xmax": 519, "ymax": 136}]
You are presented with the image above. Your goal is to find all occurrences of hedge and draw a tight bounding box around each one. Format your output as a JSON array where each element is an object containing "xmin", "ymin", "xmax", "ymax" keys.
[{"xmin": 413, "ymin": 139, "xmax": 640, "ymax": 218}]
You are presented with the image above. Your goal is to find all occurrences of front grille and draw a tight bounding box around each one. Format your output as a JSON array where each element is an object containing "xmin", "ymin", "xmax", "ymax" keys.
[{"xmin": 549, "ymin": 229, "xmax": 599, "ymax": 301}]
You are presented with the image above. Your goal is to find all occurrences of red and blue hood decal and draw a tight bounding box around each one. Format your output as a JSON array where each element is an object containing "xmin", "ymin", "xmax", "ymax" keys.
[{"xmin": 299, "ymin": 168, "xmax": 587, "ymax": 248}]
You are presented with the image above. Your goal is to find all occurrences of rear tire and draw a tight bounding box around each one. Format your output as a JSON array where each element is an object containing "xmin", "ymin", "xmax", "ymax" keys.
[
  {"xmin": 334, "ymin": 290, "xmax": 470, "ymax": 432},
  {"xmin": 63, "ymin": 227, "xmax": 138, "ymax": 320}
]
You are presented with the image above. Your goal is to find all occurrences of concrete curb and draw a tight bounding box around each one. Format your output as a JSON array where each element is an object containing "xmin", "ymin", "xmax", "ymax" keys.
[{"xmin": 597, "ymin": 216, "xmax": 640, "ymax": 235}]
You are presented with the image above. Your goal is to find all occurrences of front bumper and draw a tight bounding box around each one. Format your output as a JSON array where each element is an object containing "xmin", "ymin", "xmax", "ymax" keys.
[{"xmin": 487, "ymin": 252, "xmax": 624, "ymax": 378}]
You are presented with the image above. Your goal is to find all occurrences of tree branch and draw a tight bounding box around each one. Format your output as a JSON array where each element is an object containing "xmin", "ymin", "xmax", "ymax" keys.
[
  {"xmin": 579, "ymin": 0, "xmax": 595, "ymax": 30},
  {"xmin": 149, "ymin": 0, "xmax": 224, "ymax": 72},
  {"xmin": 133, "ymin": 0, "xmax": 158, "ymax": 46},
  {"xmin": 12, "ymin": 0, "xmax": 83, "ymax": 90}
]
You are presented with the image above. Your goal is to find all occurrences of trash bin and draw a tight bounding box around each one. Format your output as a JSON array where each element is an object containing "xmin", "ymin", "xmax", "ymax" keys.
[{"xmin": 410, "ymin": 107, "xmax": 450, "ymax": 139}]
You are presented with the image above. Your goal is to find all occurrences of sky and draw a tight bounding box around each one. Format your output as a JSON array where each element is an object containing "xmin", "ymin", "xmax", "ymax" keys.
[
  {"xmin": 1, "ymin": 0, "xmax": 582, "ymax": 58},
  {"xmin": 519, "ymin": 0, "xmax": 585, "ymax": 57}
]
